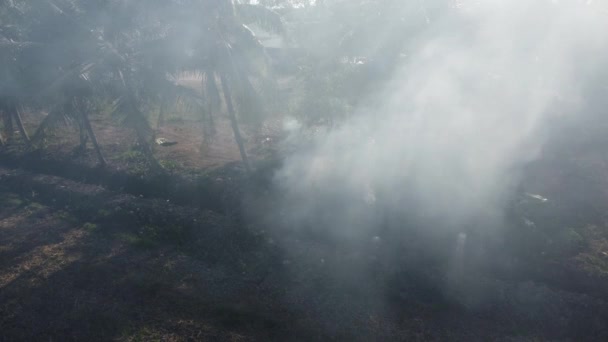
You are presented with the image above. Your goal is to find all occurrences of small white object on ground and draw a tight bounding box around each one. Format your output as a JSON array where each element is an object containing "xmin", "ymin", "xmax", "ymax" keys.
[
  {"xmin": 155, "ymin": 138, "xmax": 178, "ymax": 146},
  {"xmin": 525, "ymin": 193, "xmax": 548, "ymax": 202}
]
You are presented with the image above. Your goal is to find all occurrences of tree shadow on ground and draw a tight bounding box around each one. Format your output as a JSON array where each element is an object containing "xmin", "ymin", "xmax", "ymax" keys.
[{"xmin": 0, "ymin": 181, "xmax": 303, "ymax": 341}]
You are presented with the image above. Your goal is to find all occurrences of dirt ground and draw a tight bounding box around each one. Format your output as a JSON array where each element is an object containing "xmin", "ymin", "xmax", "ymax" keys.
[
  {"xmin": 0, "ymin": 167, "xmax": 297, "ymax": 341},
  {"xmin": 12, "ymin": 87, "xmax": 280, "ymax": 176},
  {"xmin": 2, "ymin": 106, "xmax": 608, "ymax": 340},
  {"xmin": 1, "ymin": 160, "xmax": 608, "ymax": 341}
]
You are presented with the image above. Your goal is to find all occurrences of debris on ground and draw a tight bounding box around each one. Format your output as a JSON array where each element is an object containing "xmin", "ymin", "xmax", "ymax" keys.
[
  {"xmin": 156, "ymin": 138, "xmax": 178, "ymax": 146},
  {"xmin": 525, "ymin": 193, "xmax": 548, "ymax": 203}
]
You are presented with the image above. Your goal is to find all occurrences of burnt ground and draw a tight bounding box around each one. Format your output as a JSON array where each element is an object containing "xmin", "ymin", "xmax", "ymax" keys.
[
  {"xmin": 1, "ymin": 110, "xmax": 608, "ymax": 340},
  {"xmin": 0, "ymin": 166, "xmax": 299, "ymax": 341},
  {"xmin": 1, "ymin": 159, "xmax": 608, "ymax": 341}
]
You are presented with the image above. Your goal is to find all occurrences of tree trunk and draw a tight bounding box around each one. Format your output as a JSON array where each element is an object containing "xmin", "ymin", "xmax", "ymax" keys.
[
  {"xmin": 31, "ymin": 114, "xmax": 51, "ymax": 145},
  {"xmin": 81, "ymin": 110, "xmax": 106, "ymax": 166},
  {"xmin": 157, "ymin": 102, "xmax": 165, "ymax": 130},
  {"xmin": 202, "ymin": 76, "xmax": 217, "ymax": 146},
  {"xmin": 77, "ymin": 113, "xmax": 89, "ymax": 154},
  {"xmin": 122, "ymin": 72, "xmax": 163, "ymax": 173},
  {"xmin": 132, "ymin": 105, "xmax": 163, "ymax": 172},
  {"xmin": 12, "ymin": 105, "xmax": 30, "ymax": 145},
  {"xmin": 220, "ymin": 73, "xmax": 251, "ymax": 174},
  {"xmin": 2, "ymin": 107, "xmax": 14, "ymax": 142}
]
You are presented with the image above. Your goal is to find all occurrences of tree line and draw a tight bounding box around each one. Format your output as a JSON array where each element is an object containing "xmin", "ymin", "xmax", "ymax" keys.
[
  {"xmin": 0, "ymin": 0, "xmax": 469, "ymax": 173},
  {"xmin": 0, "ymin": 0, "xmax": 287, "ymax": 172}
]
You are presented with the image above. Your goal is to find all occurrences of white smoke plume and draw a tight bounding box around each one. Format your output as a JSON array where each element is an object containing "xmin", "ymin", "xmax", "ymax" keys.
[{"xmin": 274, "ymin": 0, "xmax": 608, "ymax": 239}]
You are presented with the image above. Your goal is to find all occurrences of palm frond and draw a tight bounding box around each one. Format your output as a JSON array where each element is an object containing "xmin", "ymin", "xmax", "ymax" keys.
[
  {"xmin": 166, "ymin": 82, "xmax": 205, "ymax": 114},
  {"xmin": 110, "ymin": 94, "xmax": 154, "ymax": 143},
  {"xmin": 236, "ymin": 4, "xmax": 284, "ymax": 35}
]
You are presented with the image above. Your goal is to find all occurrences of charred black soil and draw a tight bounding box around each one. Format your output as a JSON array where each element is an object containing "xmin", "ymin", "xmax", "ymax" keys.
[{"xmin": 1, "ymin": 147, "xmax": 608, "ymax": 341}]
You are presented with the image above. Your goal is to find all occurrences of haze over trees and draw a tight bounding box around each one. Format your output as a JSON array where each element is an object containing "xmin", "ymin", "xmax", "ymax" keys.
[{"xmin": 2, "ymin": 0, "xmax": 608, "ymax": 340}]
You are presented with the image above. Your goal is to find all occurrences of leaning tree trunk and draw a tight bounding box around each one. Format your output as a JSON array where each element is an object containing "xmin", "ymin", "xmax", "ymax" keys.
[
  {"xmin": 202, "ymin": 72, "xmax": 219, "ymax": 145},
  {"xmin": 81, "ymin": 109, "xmax": 106, "ymax": 166},
  {"xmin": 0, "ymin": 106, "xmax": 13, "ymax": 142},
  {"xmin": 12, "ymin": 105, "xmax": 30, "ymax": 145},
  {"xmin": 0, "ymin": 111, "xmax": 6, "ymax": 145},
  {"xmin": 74, "ymin": 104, "xmax": 89, "ymax": 155},
  {"xmin": 78, "ymin": 118, "xmax": 89, "ymax": 152},
  {"xmin": 122, "ymin": 72, "xmax": 163, "ymax": 173},
  {"xmin": 130, "ymin": 103, "xmax": 163, "ymax": 172},
  {"xmin": 219, "ymin": 73, "xmax": 251, "ymax": 174},
  {"xmin": 31, "ymin": 113, "xmax": 52, "ymax": 146},
  {"xmin": 157, "ymin": 102, "xmax": 165, "ymax": 130}
]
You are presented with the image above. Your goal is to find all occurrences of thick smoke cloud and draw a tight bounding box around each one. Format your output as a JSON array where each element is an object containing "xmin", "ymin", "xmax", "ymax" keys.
[
  {"xmin": 274, "ymin": 0, "xmax": 608, "ymax": 241},
  {"xmin": 261, "ymin": 2, "xmax": 608, "ymax": 334}
]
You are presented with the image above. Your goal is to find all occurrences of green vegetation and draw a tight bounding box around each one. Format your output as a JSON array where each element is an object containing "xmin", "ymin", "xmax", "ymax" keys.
[
  {"xmin": 122, "ymin": 224, "xmax": 188, "ymax": 249},
  {"xmin": 159, "ymin": 160, "xmax": 182, "ymax": 173},
  {"xmin": 0, "ymin": 194, "xmax": 24, "ymax": 207},
  {"xmin": 55, "ymin": 209, "xmax": 78, "ymax": 223},
  {"xmin": 82, "ymin": 222, "xmax": 98, "ymax": 232},
  {"xmin": 95, "ymin": 209, "xmax": 112, "ymax": 220}
]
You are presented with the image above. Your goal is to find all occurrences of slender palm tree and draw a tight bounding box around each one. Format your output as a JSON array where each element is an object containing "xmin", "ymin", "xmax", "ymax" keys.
[
  {"xmin": 22, "ymin": 0, "xmax": 181, "ymax": 168},
  {"xmin": 3, "ymin": 0, "xmax": 283, "ymax": 172},
  {"xmin": 0, "ymin": 1, "xmax": 33, "ymax": 145},
  {"xmin": 189, "ymin": 0, "xmax": 284, "ymax": 173}
]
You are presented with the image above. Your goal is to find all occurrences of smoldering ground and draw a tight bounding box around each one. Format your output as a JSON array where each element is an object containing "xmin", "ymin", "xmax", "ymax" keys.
[{"xmin": 254, "ymin": 0, "xmax": 608, "ymax": 338}]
